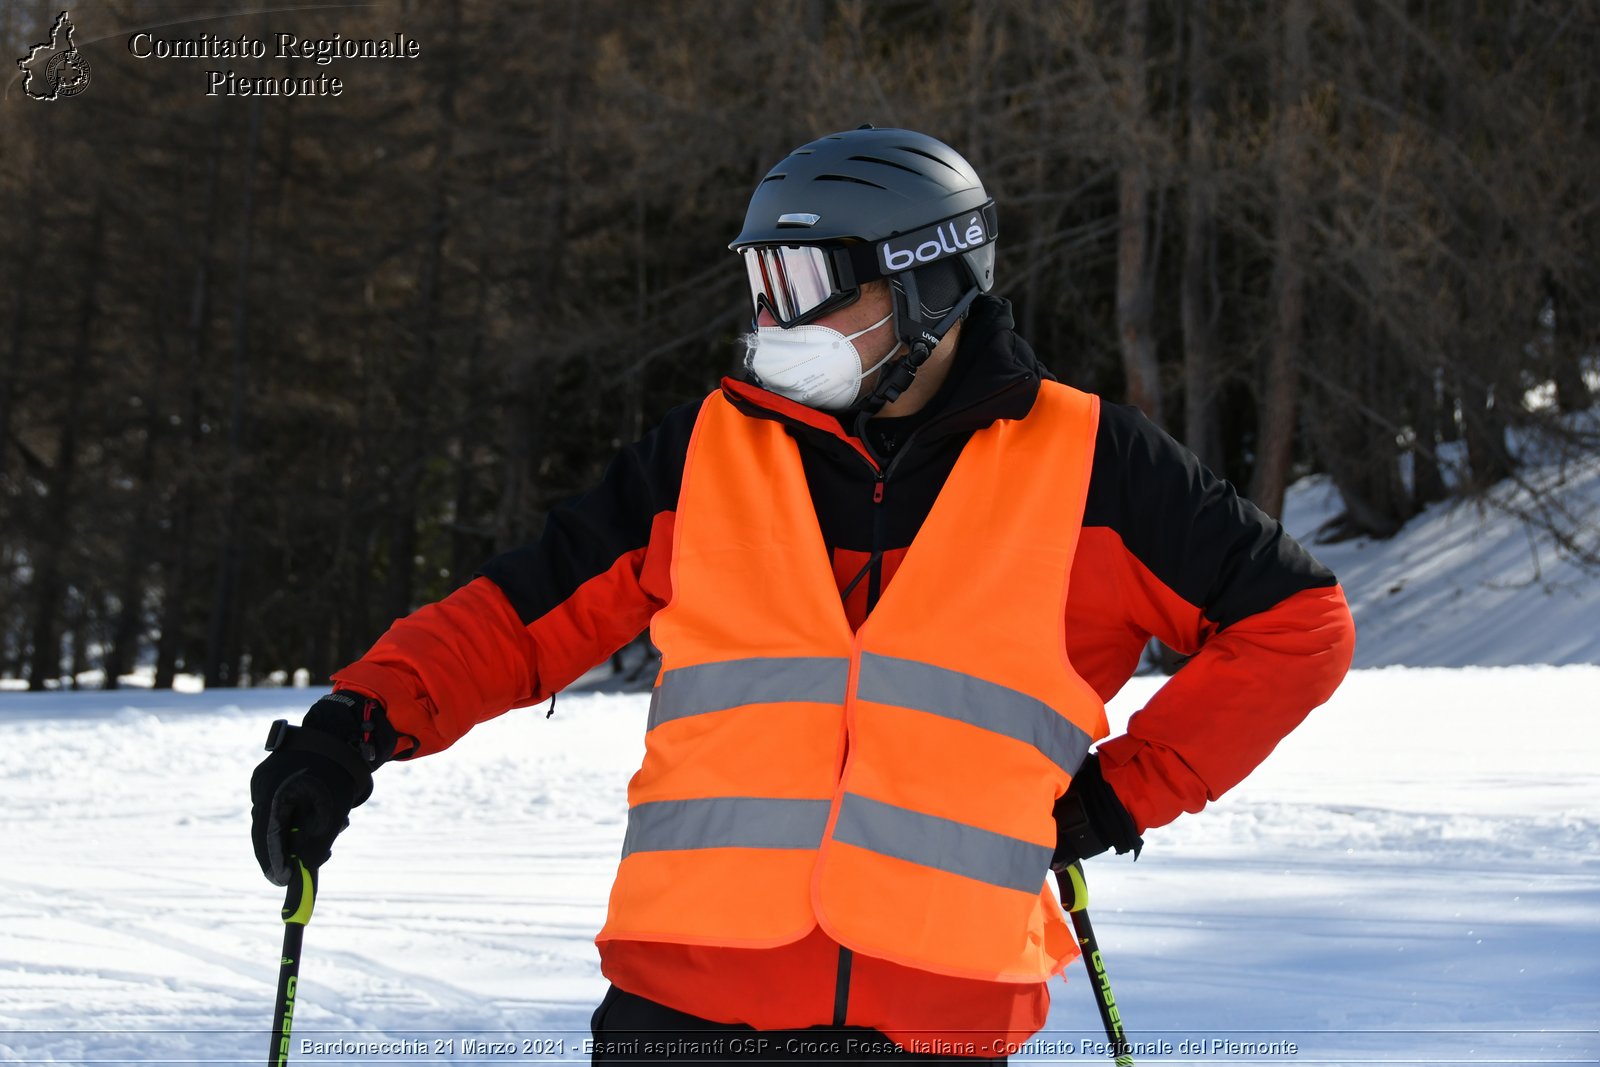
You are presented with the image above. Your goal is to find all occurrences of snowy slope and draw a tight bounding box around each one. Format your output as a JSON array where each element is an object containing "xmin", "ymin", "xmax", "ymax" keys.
[
  {"xmin": 2, "ymin": 669, "xmax": 1597, "ymax": 1065},
  {"xmin": 1281, "ymin": 446, "xmax": 1600, "ymax": 669}
]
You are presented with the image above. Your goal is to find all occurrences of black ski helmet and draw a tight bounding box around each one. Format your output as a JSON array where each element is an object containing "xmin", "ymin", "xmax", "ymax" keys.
[{"xmin": 731, "ymin": 126, "xmax": 998, "ymax": 413}]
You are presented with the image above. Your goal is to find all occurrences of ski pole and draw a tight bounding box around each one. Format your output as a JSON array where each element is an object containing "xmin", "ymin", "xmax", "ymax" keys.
[
  {"xmin": 268, "ymin": 858, "xmax": 317, "ymax": 1067},
  {"xmin": 1060, "ymin": 861, "xmax": 1134, "ymax": 1066}
]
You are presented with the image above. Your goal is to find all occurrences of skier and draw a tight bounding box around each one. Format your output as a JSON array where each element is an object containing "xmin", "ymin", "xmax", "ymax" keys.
[{"xmin": 251, "ymin": 127, "xmax": 1355, "ymax": 1064}]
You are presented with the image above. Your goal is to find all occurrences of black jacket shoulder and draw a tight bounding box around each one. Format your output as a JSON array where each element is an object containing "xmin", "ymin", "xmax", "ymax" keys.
[{"xmin": 1084, "ymin": 401, "xmax": 1336, "ymax": 630}]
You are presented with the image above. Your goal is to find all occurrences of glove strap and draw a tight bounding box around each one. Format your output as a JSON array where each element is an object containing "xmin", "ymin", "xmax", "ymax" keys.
[{"xmin": 263, "ymin": 719, "xmax": 376, "ymax": 804}]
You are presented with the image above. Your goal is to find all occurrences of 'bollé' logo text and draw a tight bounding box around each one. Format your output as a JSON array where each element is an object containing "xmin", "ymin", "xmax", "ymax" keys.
[{"xmin": 877, "ymin": 212, "xmax": 991, "ymax": 273}]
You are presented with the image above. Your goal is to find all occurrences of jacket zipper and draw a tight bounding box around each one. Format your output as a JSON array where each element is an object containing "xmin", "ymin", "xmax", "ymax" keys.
[
  {"xmin": 735, "ymin": 370, "xmax": 1039, "ymax": 1028},
  {"xmin": 828, "ymin": 381, "xmax": 1027, "ymax": 1027},
  {"xmin": 833, "ymin": 439, "xmax": 916, "ymax": 1028},
  {"xmin": 833, "ymin": 944, "xmax": 854, "ymax": 1026},
  {"xmin": 867, "ymin": 474, "xmax": 886, "ymax": 611}
]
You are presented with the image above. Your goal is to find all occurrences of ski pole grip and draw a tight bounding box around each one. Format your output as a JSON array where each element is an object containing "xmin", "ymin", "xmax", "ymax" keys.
[
  {"xmin": 281, "ymin": 858, "xmax": 318, "ymax": 925},
  {"xmin": 1060, "ymin": 860, "xmax": 1089, "ymax": 913}
]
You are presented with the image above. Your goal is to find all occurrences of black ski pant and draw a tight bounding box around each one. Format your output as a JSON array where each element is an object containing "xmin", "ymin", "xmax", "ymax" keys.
[{"xmin": 589, "ymin": 986, "xmax": 1008, "ymax": 1065}]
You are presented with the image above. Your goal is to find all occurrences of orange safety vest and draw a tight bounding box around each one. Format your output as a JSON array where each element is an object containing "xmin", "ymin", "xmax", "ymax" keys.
[{"xmin": 596, "ymin": 380, "xmax": 1107, "ymax": 982}]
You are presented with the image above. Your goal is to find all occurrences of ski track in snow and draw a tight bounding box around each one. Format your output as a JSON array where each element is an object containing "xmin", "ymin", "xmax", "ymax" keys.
[{"xmin": 2, "ymin": 672, "xmax": 1598, "ymax": 1065}]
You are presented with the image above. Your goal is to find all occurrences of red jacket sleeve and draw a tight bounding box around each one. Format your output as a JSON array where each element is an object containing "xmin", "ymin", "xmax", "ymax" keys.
[
  {"xmin": 331, "ymin": 524, "xmax": 673, "ymax": 757},
  {"xmin": 1071, "ymin": 402, "xmax": 1357, "ymax": 833},
  {"xmin": 1095, "ymin": 582, "xmax": 1355, "ymax": 832}
]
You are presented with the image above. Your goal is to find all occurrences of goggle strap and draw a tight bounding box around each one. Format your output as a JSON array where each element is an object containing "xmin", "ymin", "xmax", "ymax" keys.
[
  {"xmin": 835, "ymin": 244, "xmax": 880, "ymax": 288},
  {"xmin": 832, "ymin": 201, "xmax": 998, "ymax": 289}
]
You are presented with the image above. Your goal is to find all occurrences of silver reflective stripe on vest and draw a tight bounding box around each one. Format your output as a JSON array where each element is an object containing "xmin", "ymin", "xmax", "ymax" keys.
[
  {"xmin": 857, "ymin": 652, "xmax": 1092, "ymax": 777},
  {"xmin": 621, "ymin": 796, "xmax": 832, "ymax": 858},
  {"xmin": 833, "ymin": 793, "xmax": 1053, "ymax": 894},
  {"xmin": 649, "ymin": 656, "xmax": 851, "ymax": 730}
]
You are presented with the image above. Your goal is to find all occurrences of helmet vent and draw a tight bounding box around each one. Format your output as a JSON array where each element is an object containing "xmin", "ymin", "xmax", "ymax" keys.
[
  {"xmin": 896, "ymin": 145, "xmax": 962, "ymax": 175},
  {"xmin": 816, "ymin": 173, "xmax": 888, "ymax": 190},
  {"xmin": 760, "ymin": 174, "xmax": 786, "ymax": 184},
  {"xmin": 848, "ymin": 154, "xmax": 924, "ymax": 177}
]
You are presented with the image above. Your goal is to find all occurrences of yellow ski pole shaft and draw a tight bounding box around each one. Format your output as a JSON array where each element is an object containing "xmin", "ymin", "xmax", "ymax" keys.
[
  {"xmin": 268, "ymin": 858, "xmax": 317, "ymax": 1067},
  {"xmin": 1061, "ymin": 861, "xmax": 1134, "ymax": 1066}
]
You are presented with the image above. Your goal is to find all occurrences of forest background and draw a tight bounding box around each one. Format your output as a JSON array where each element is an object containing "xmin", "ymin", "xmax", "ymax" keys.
[{"xmin": 1, "ymin": 0, "xmax": 1596, "ymax": 691}]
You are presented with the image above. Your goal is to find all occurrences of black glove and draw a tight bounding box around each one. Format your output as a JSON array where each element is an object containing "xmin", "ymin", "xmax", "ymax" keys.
[
  {"xmin": 249, "ymin": 692, "xmax": 397, "ymax": 885},
  {"xmin": 1051, "ymin": 752, "xmax": 1143, "ymax": 870}
]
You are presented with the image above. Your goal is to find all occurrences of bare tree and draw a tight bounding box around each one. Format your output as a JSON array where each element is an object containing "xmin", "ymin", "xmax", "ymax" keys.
[
  {"xmin": 203, "ymin": 93, "xmax": 265, "ymax": 688},
  {"xmin": 1250, "ymin": 0, "xmax": 1311, "ymax": 518},
  {"xmin": 1180, "ymin": 0, "xmax": 1222, "ymax": 471},
  {"xmin": 26, "ymin": 203, "xmax": 105, "ymax": 689},
  {"xmin": 1115, "ymin": 0, "xmax": 1163, "ymax": 424}
]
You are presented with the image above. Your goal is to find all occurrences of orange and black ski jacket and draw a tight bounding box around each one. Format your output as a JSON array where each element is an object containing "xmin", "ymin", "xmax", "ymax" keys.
[{"xmin": 332, "ymin": 294, "xmax": 1356, "ymax": 1048}]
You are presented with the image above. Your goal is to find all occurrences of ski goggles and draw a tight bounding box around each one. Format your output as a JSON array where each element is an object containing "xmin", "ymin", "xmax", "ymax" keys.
[
  {"xmin": 737, "ymin": 204, "xmax": 998, "ymax": 328},
  {"xmin": 740, "ymin": 245, "xmax": 866, "ymax": 329}
]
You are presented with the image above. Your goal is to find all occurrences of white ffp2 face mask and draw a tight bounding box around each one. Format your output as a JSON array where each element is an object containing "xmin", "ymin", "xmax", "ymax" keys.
[{"xmin": 743, "ymin": 312, "xmax": 899, "ymax": 411}]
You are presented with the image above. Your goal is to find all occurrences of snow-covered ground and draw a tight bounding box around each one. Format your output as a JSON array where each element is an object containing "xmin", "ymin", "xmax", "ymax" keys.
[
  {"xmin": 5, "ymin": 435, "xmax": 1600, "ymax": 1065},
  {"xmin": 2, "ymin": 663, "xmax": 1596, "ymax": 1065}
]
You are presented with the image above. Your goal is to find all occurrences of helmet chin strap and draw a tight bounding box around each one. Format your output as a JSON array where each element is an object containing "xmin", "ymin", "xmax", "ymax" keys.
[{"xmin": 852, "ymin": 272, "xmax": 979, "ymax": 420}]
